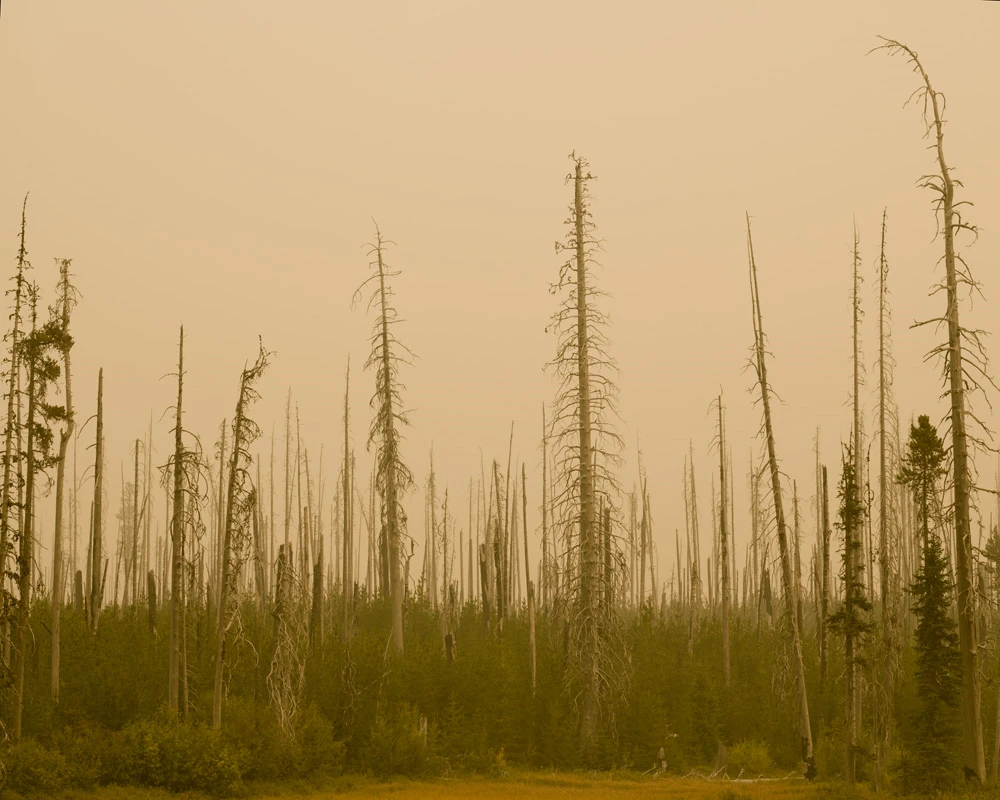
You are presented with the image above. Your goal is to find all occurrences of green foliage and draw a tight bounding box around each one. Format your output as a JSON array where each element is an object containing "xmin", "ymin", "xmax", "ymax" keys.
[
  {"xmin": 727, "ymin": 739, "xmax": 773, "ymax": 777},
  {"xmin": 896, "ymin": 415, "xmax": 962, "ymax": 794},
  {"xmin": 0, "ymin": 738, "xmax": 72, "ymax": 795},
  {"xmin": 365, "ymin": 703, "xmax": 428, "ymax": 778},
  {"xmin": 106, "ymin": 709, "xmax": 244, "ymax": 796},
  {"xmin": 828, "ymin": 445, "xmax": 874, "ymax": 650},
  {"xmin": 5, "ymin": 559, "xmax": 981, "ymax": 794},
  {"xmin": 907, "ymin": 530, "xmax": 962, "ymax": 793},
  {"xmin": 898, "ymin": 415, "xmax": 946, "ymax": 544},
  {"xmin": 815, "ymin": 733, "xmax": 847, "ymax": 781}
]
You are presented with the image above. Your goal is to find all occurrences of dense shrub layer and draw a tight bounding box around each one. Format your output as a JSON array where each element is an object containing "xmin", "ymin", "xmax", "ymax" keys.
[{"xmin": 1, "ymin": 594, "xmax": 995, "ymax": 794}]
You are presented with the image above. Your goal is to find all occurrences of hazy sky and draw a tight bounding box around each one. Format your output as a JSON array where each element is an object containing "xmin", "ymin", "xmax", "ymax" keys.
[{"xmin": 1, "ymin": 1, "xmax": 998, "ymax": 591}]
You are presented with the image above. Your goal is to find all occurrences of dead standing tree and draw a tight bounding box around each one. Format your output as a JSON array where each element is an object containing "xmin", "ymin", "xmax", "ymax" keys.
[
  {"xmin": 342, "ymin": 358, "xmax": 353, "ymax": 639},
  {"xmin": 354, "ymin": 223, "xmax": 414, "ymax": 654},
  {"xmin": 88, "ymin": 368, "xmax": 105, "ymax": 634},
  {"xmin": 873, "ymin": 209, "xmax": 903, "ymax": 788},
  {"xmin": 712, "ymin": 393, "xmax": 731, "ymax": 686},
  {"xmin": 877, "ymin": 37, "xmax": 992, "ymax": 783},
  {"xmin": 746, "ymin": 215, "xmax": 816, "ymax": 779},
  {"xmin": 168, "ymin": 327, "xmax": 185, "ymax": 712},
  {"xmin": 546, "ymin": 153, "xmax": 625, "ymax": 755},
  {"xmin": 166, "ymin": 326, "xmax": 208, "ymax": 716},
  {"xmin": 50, "ymin": 258, "xmax": 78, "ymax": 703},
  {"xmin": 12, "ymin": 284, "xmax": 68, "ymax": 739},
  {"xmin": 212, "ymin": 341, "xmax": 271, "ymax": 730},
  {"xmin": 1, "ymin": 196, "xmax": 30, "ymax": 684},
  {"xmin": 268, "ymin": 542, "xmax": 308, "ymax": 738}
]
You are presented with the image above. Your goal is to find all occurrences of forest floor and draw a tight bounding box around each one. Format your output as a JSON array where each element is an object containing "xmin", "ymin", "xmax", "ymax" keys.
[{"xmin": 27, "ymin": 771, "xmax": 990, "ymax": 800}]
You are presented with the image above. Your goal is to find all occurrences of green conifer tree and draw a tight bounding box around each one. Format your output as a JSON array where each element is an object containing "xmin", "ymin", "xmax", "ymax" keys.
[{"xmin": 899, "ymin": 415, "xmax": 961, "ymax": 792}]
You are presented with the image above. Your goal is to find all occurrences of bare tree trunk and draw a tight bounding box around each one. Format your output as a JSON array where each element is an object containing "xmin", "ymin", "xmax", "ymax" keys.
[
  {"xmin": 89, "ymin": 369, "xmax": 105, "ymax": 634},
  {"xmin": 522, "ymin": 465, "xmax": 536, "ymax": 691},
  {"xmin": 874, "ymin": 207, "xmax": 899, "ymax": 789},
  {"xmin": 644, "ymin": 482, "xmax": 657, "ymax": 615},
  {"xmin": 468, "ymin": 476, "xmax": 474, "ymax": 607},
  {"xmin": 169, "ymin": 327, "xmax": 184, "ymax": 712},
  {"xmin": 429, "ymin": 449, "xmax": 437, "ymax": 611},
  {"xmin": 254, "ymin": 466, "xmax": 267, "ymax": 617},
  {"xmin": 215, "ymin": 420, "xmax": 226, "ymax": 615},
  {"xmin": 820, "ymin": 466, "xmax": 831, "ymax": 691},
  {"xmin": 147, "ymin": 570, "xmax": 157, "ymax": 633},
  {"xmin": 51, "ymin": 258, "xmax": 75, "ymax": 703},
  {"xmin": 74, "ymin": 571, "xmax": 83, "ymax": 612},
  {"xmin": 747, "ymin": 216, "xmax": 815, "ymax": 778},
  {"xmin": 689, "ymin": 443, "xmax": 702, "ymax": 612},
  {"xmin": 295, "ymin": 414, "xmax": 305, "ymax": 590},
  {"xmin": 852, "ymin": 223, "xmax": 865, "ymax": 608},
  {"xmin": 1, "ymin": 196, "xmax": 28, "ymax": 611},
  {"xmin": 12, "ymin": 297, "xmax": 40, "ymax": 740},
  {"xmin": 640, "ymin": 463, "xmax": 648, "ymax": 606},
  {"xmin": 718, "ymin": 395, "xmax": 731, "ymax": 687},
  {"xmin": 130, "ymin": 443, "xmax": 140, "ymax": 610}
]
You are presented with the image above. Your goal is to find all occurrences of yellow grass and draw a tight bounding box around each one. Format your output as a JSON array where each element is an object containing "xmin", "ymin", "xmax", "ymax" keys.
[
  {"xmin": 33, "ymin": 771, "xmax": 989, "ymax": 800},
  {"xmin": 255, "ymin": 772, "xmax": 824, "ymax": 800}
]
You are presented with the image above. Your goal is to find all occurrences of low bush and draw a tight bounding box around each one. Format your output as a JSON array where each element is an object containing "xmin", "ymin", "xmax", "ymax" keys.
[
  {"xmin": 726, "ymin": 739, "xmax": 773, "ymax": 777},
  {"xmin": 106, "ymin": 709, "xmax": 245, "ymax": 796},
  {"xmin": 223, "ymin": 698, "xmax": 344, "ymax": 781},
  {"xmin": 0, "ymin": 738, "xmax": 72, "ymax": 795},
  {"xmin": 365, "ymin": 703, "xmax": 428, "ymax": 777},
  {"xmin": 297, "ymin": 704, "xmax": 346, "ymax": 777}
]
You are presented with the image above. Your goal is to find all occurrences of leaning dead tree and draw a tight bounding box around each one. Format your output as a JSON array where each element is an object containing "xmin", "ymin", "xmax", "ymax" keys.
[
  {"xmin": 746, "ymin": 215, "xmax": 816, "ymax": 779},
  {"xmin": 546, "ymin": 153, "xmax": 625, "ymax": 755},
  {"xmin": 877, "ymin": 37, "xmax": 992, "ymax": 783},
  {"xmin": 212, "ymin": 341, "xmax": 271, "ymax": 730},
  {"xmin": 354, "ymin": 223, "xmax": 414, "ymax": 654}
]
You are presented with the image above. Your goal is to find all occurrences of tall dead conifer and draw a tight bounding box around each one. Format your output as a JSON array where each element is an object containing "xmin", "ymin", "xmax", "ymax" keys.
[
  {"xmin": 546, "ymin": 153, "xmax": 624, "ymax": 754},
  {"xmin": 877, "ymin": 38, "xmax": 991, "ymax": 781},
  {"xmin": 354, "ymin": 223, "xmax": 414, "ymax": 654}
]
